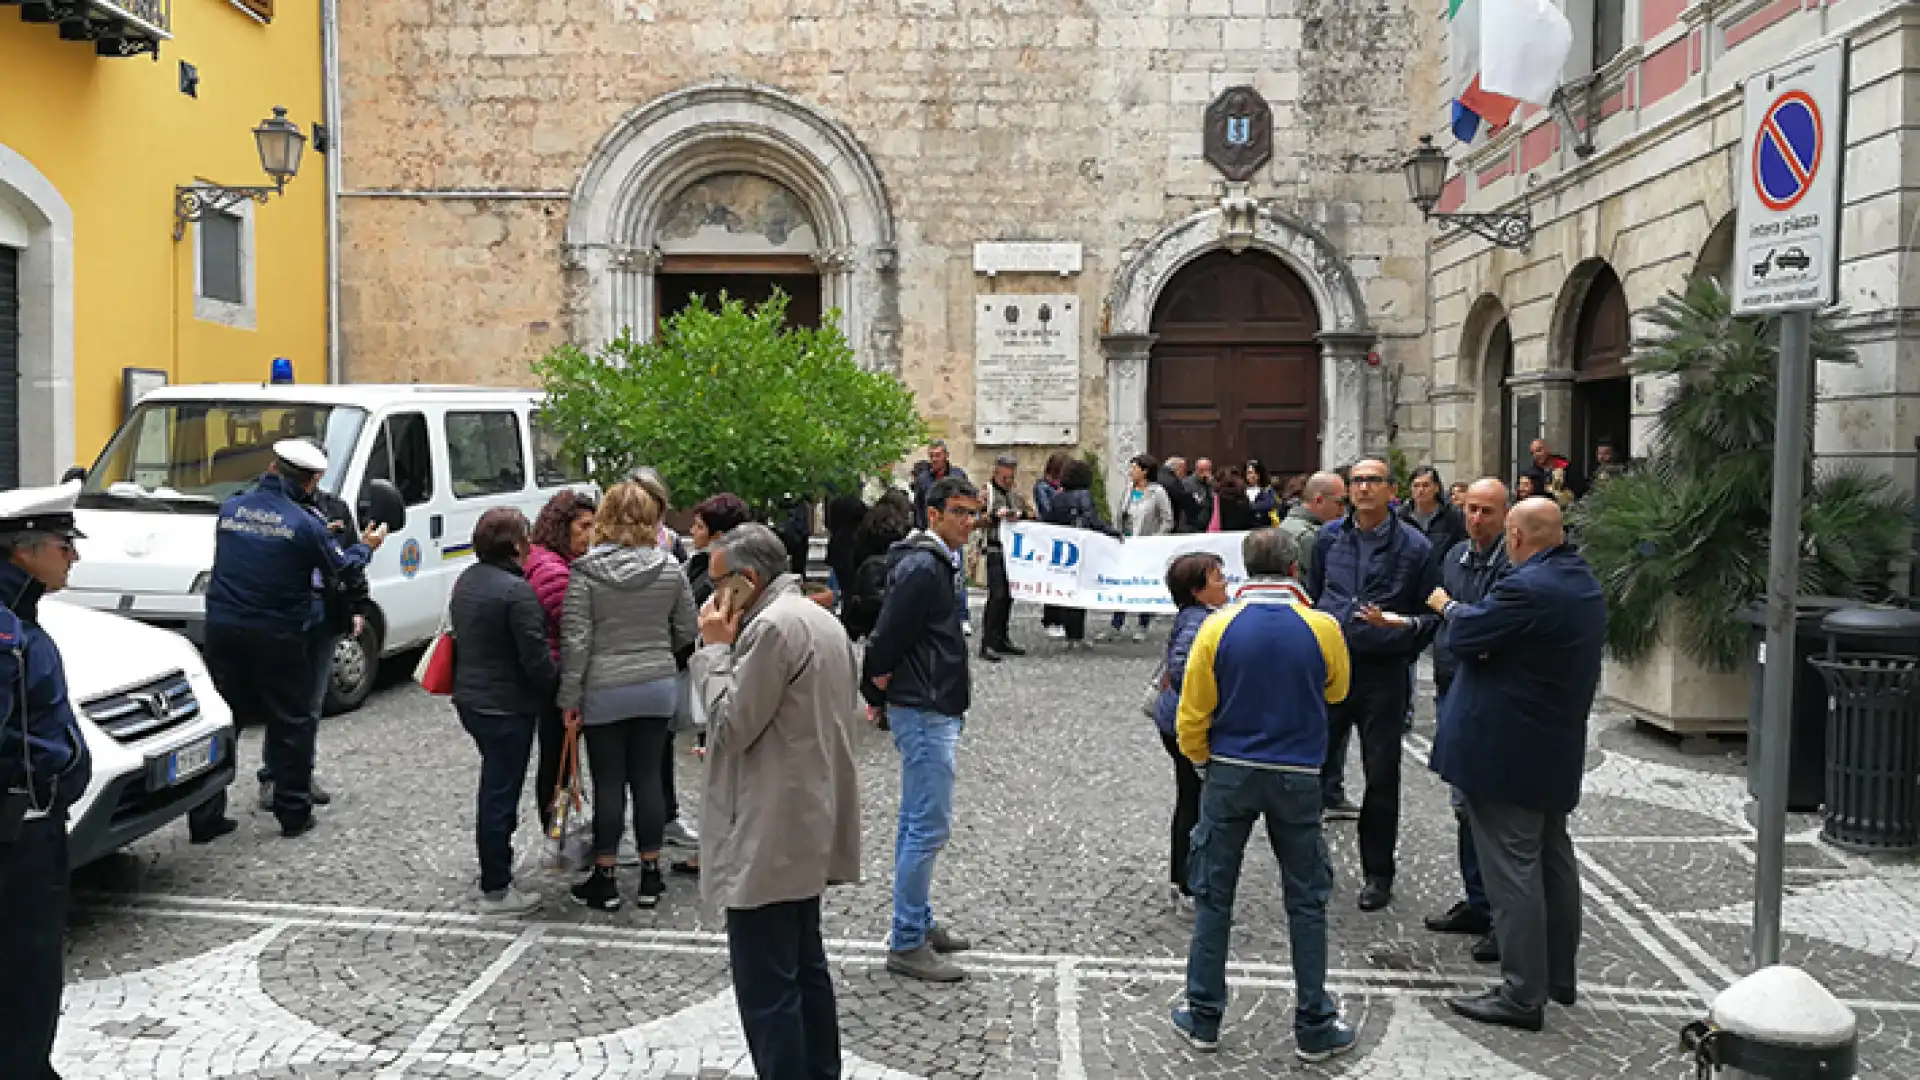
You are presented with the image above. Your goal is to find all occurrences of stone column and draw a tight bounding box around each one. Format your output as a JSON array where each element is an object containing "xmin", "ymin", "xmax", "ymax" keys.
[
  {"xmin": 1317, "ymin": 331, "xmax": 1376, "ymax": 468},
  {"xmin": 608, "ymin": 246, "xmax": 661, "ymax": 342},
  {"xmin": 1102, "ymin": 332, "xmax": 1157, "ymax": 506}
]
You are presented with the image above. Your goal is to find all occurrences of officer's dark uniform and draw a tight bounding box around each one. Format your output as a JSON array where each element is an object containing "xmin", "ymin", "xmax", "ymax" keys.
[
  {"xmin": 193, "ymin": 464, "xmax": 370, "ymax": 834},
  {"xmin": 0, "ymin": 495, "xmax": 92, "ymax": 1079}
]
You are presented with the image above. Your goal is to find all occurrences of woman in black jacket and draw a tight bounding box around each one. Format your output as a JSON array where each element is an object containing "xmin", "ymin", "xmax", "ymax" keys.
[
  {"xmin": 1042, "ymin": 459, "xmax": 1116, "ymax": 649},
  {"xmin": 842, "ymin": 490, "xmax": 913, "ymax": 642},
  {"xmin": 1397, "ymin": 466, "xmax": 1467, "ymax": 571},
  {"xmin": 448, "ymin": 507, "xmax": 559, "ymax": 918}
]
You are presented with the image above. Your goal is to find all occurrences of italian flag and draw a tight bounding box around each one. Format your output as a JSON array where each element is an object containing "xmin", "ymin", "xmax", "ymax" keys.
[{"xmin": 1449, "ymin": 0, "xmax": 1576, "ymax": 143}]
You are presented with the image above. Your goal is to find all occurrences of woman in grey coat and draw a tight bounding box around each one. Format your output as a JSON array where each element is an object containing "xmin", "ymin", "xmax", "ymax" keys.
[
  {"xmin": 560, "ymin": 481, "xmax": 698, "ymax": 912},
  {"xmin": 1106, "ymin": 453, "xmax": 1176, "ymax": 642}
]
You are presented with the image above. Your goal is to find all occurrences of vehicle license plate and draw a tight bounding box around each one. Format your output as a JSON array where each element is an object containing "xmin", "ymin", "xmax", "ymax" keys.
[{"xmin": 168, "ymin": 737, "xmax": 218, "ymax": 785}]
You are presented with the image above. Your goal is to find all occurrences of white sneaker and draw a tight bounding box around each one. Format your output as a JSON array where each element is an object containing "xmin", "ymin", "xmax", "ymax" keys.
[
  {"xmin": 664, "ymin": 818, "xmax": 699, "ymax": 847},
  {"xmin": 963, "ymin": 622, "xmax": 974, "ymax": 637},
  {"xmin": 478, "ymin": 886, "xmax": 543, "ymax": 917},
  {"xmin": 1045, "ymin": 625, "xmax": 1067, "ymax": 640},
  {"xmin": 1132, "ymin": 631, "xmax": 1147, "ymax": 644}
]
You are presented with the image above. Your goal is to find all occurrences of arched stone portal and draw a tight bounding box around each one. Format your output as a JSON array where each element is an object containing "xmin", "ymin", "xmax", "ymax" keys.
[
  {"xmin": 0, "ymin": 141, "xmax": 75, "ymax": 486},
  {"xmin": 564, "ymin": 82, "xmax": 899, "ymax": 370},
  {"xmin": 1105, "ymin": 207, "xmax": 1373, "ymax": 500}
]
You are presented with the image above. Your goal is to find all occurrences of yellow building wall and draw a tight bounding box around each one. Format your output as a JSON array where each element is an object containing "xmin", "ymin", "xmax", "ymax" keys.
[{"xmin": 0, "ymin": 0, "xmax": 326, "ymax": 470}]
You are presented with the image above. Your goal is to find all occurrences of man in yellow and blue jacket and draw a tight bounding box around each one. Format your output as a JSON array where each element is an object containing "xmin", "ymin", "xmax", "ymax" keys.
[{"xmin": 1169, "ymin": 527, "xmax": 1357, "ymax": 1064}]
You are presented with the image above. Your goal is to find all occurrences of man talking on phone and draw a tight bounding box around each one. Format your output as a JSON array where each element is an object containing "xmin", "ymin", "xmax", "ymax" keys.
[
  {"xmin": 692, "ymin": 524, "xmax": 861, "ymax": 1079},
  {"xmin": 1305, "ymin": 457, "xmax": 1437, "ymax": 913},
  {"xmin": 0, "ymin": 482, "xmax": 93, "ymax": 1079}
]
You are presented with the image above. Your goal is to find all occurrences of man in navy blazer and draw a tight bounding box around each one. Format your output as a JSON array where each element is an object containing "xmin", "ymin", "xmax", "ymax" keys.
[{"xmin": 1426, "ymin": 498, "xmax": 1605, "ymax": 1033}]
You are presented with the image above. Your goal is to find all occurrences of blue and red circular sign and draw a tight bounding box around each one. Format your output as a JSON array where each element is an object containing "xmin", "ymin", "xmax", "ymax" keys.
[
  {"xmin": 1752, "ymin": 90, "xmax": 1823, "ymax": 212},
  {"xmin": 400, "ymin": 539, "xmax": 422, "ymax": 579}
]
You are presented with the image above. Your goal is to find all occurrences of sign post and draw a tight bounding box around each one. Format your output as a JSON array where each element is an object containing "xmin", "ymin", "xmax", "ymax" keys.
[{"xmin": 1733, "ymin": 41, "xmax": 1847, "ymax": 970}]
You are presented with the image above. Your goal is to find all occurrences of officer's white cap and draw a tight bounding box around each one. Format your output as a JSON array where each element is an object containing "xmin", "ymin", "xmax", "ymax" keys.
[
  {"xmin": 0, "ymin": 480, "xmax": 86, "ymax": 539},
  {"xmin": 273, "ymin": 438, "xmax": 329, "ymax": 475}
]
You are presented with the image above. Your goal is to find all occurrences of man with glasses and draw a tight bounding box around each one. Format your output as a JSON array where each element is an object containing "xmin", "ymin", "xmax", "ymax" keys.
[
  {"xmin": 1305, "ymin": 458, "xmax": 1438, "ymax": 913},
  {"xmin": 0, "ymin": 483, "xmax": 93, "ymax": 1079},
  {"xmin": 863, "ymin": 476, "xmax": 980, "ymax": 983}
]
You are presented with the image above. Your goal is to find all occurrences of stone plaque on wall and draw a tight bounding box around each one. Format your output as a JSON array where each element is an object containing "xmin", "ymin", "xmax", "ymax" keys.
[
  {"xmin": 973, "ymin": 241, "xmax": 1083, "ymax": 277},
  {"xmin": 1204, "ymin": 86, "xmax": 1273, "ymax": 182},
  {"xmin": 974, "ymin": 294, "xmax": 1079, "ymax": 445}
]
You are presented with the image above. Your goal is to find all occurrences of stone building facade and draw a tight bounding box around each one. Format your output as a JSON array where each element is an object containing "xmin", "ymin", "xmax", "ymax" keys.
[
  {"xmin": 334, "ymin": 0, "xmax": 1441, "ymax": 500},
  {"xmin": 1429, "ymin": 0, "xmax": 1919, "ymax": 492}
]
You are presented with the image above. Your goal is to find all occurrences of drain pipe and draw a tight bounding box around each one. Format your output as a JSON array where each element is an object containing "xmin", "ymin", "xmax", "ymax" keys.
[{"xmin": 321, "ymin": 0, "xmax": 344, "ymax": 384}]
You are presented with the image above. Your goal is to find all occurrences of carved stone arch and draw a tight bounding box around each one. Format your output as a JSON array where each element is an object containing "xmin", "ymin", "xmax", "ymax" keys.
[
  {"xmin": 1103, "ymin": 207, "xmax": 1375, "ymax": 499},
  {"xmin": 564, "ymin": 81, "xmax": 900, "ymax": 370}
]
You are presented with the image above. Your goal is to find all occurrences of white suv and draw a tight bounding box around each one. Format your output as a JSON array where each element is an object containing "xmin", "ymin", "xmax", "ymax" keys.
[{"xmin": 38, "ymin": 598, "xmax": 235, "ymax": 867}]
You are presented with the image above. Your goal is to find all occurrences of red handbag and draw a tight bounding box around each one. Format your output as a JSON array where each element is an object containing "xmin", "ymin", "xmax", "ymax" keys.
[{"xmin": 414, "ymin": 631, "xmax": 456, "ymax": 696}]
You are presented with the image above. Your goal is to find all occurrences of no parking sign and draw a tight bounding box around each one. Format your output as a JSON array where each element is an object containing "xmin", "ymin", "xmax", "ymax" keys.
[{"xmin": 1734, "ymin": 43, "xmax": 1847, "ymax": 315}]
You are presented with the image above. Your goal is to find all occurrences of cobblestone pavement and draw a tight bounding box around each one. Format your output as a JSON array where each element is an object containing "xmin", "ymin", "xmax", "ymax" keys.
[{"xmin": 58, "ymin": 609, "xmax": 1920, "ymax": 1078}]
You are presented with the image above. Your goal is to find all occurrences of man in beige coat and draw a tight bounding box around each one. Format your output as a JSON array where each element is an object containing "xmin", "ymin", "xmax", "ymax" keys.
[{"xmin": 691, "ymin": 523, "xmax": 861, "ymax": 1080}]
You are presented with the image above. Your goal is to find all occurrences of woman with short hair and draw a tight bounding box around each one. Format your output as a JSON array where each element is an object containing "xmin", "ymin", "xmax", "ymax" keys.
[
  {"xmin": 1155, "ymin": 551, "xmax": 1230, "ymax": 907},
  {"xmin": 560, "ymin": 482, "xmax": 699, "ymax": 912},
  {"xmin": 449, "ymin": 507, "xmax": 558, "ymax": 917},
  {"xmin": 686, "ymin": 493, "xmax": 752, "ymax": 606}
]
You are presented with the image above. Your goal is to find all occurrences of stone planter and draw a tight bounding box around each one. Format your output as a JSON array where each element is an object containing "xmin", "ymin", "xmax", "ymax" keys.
[{"xmin": 1602, "ymin": 634, "xmax": 1750, "ymax": 736}]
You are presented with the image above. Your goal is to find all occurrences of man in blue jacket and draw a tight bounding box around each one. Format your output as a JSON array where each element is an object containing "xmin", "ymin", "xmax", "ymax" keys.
[
  {"xmin": 1423, "ymin": 478, "xmax": 1510, "ymax": 963},
  {"xmin": 1307, "ymin": 457, "xmax": 1436, "ymax": 912},
  {"xmin": 191, "ymin": 440, "xmax": 383, "ymax": 840},
  {"xmin": 0, "ymin": 483, "xmax": 94, "ymax": 1079},
  {"xmin": 864, "ymin": 475, "xmax": 979, "ymax": 983},
  {"xmin": 1428, "ymin": 498, "xmax": 1604, "ymax": 1032}
]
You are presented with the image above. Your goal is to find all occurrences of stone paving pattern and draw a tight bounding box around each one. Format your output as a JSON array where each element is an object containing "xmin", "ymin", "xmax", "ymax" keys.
[{"xmin": 57, "ymin": 610, "xmax": 1920, "ymax": 1077}]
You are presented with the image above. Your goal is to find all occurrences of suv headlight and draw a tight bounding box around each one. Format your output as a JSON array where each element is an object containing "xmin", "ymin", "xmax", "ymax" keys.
[{"xmin": 190, "ymin": 572, "xmax": 212, "ymax": 595}]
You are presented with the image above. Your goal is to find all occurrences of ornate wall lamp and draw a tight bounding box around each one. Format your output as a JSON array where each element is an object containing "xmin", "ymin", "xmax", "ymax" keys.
[
  {"xmin": 173, "ymin": 106, "xmax": 306, "ymax": 241},
  {"xmin": 1402, "ymin": 135, "xmax": 1534, "ymax": 250}
]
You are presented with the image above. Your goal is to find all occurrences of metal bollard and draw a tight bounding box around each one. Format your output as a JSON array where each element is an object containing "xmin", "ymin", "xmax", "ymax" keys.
[{"xmin": 1680, "ymin": 966, "xmax": 1858, "ymax": 1079}]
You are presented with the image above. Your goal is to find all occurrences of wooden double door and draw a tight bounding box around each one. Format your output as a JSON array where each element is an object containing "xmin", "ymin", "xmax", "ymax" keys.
[{"xmin": 1148, "ymin": 250, "xmax": 1322, "ymax": 476}]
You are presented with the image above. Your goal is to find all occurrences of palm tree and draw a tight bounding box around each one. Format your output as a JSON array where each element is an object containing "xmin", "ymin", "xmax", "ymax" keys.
[{"xmin": 1571, "ymin": 277, "xmax": 1908, "ymax": 671}]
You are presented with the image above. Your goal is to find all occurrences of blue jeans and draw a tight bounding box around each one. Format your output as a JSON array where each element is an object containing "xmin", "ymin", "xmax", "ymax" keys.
[
  {"xmin": 889, "ymin": 706, "xmax": 963, "ymax": 951},
  {"xmin": 457, "ymin": 706, "xmax": 537, "ymax": 895},
  {"xmin": 1185, "ymin": 762, "xmax": 1339, "ymax": 1037}
]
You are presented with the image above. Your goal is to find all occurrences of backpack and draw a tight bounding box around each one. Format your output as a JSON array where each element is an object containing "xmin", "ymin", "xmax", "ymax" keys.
[{"xmin": 841, "ymin": 553, "xmax": 893, "ymax": 641}]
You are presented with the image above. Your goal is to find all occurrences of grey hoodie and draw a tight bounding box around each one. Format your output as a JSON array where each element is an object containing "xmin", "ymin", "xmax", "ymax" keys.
[{"xmin": 557, "ymin": 543, "xmax": 698, "ymax": 716}]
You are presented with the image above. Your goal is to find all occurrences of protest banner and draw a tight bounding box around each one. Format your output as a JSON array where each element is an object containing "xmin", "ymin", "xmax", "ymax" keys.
[{"xmin": 999, "ymin": 523, "xmax": 1256, "ymax": 612}]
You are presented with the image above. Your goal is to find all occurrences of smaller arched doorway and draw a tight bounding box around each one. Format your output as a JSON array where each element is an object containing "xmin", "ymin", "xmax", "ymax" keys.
[
  {"xmin": 1147, "ymin": 250, "xmax": 1321, "ymax": 475},
  {"xmin": 1573, "ymin": 265, "xmax": 1632, "ymax": 473},
  {"xmin": 1479, "ymin": 317, "xmax": 1517, "ymax": 480}
]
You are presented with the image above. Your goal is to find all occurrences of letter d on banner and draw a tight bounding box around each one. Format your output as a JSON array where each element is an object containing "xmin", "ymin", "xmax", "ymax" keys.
[{"xmin": 1052, "ymin": 540, "xmax": 1080, "ymax": 569}]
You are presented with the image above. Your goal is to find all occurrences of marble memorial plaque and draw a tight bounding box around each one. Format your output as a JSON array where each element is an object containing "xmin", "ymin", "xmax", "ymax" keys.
[
  {"xmin": 973, "ymin": 241, "xmax": 1083, "ymax": 277},
  {"xmin": 974, "ymin": 294, "xmax": 1079, "ymax": 445}
]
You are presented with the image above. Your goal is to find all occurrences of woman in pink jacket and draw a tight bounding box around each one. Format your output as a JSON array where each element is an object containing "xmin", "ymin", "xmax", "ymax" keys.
[{"xmin": 524, "ymin": 489, "xmax": 597, "ymax": 830}]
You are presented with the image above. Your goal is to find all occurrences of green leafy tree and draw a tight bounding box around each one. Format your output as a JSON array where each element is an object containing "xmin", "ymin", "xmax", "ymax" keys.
[
  {"xmin": 535, "ymin": 292, "xmax": 925, "ymax": 514},
  {"xmin": 1570, "ymin": 276, "xmax": 1909, "ymax": 670}
]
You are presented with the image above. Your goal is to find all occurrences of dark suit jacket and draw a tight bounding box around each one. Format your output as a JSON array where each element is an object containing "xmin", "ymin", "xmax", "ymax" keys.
[{"xmin": 1431, "ymin": 544, "xmax": 1605, "ymax": 813}]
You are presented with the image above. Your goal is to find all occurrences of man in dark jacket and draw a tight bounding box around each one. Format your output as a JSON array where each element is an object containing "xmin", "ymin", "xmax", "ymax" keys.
[
  {"xmin": 1306, "ymin": 457, "xmax": 1436, "ymax": 912},
  {"xmin": 1428, "ymin": 498, "xmax": 1604, "ymax": 1033},
  {"xmin": 910, "ymin": 439, "xmax": 968, "ymax": 530},
  {"xmin": 863, "ymin": 475, "xmax": 979, "ymax": 984},
  {"xmin": 1158, "ymin": 458, "xmax": 1199, "ymax": 534},
  {"xmin": 1422, "ymin": 478, "xmax": 1510, "ymax": 959},
  {"xmin": 190, "ymin": 440, "xmax": 384, "ymax": 840}
]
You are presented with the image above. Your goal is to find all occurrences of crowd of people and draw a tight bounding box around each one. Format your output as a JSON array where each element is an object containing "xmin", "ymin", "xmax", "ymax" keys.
[{"xmin": 0, "ymin": 424, "xmax": 1612, "ymax": 1078}]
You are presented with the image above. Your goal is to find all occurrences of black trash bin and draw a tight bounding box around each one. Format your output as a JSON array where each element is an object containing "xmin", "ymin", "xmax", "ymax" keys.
[
  {"xmin": 1741, "ymin": 598, "xmax": 1851, "ymax": 813},
  {"xmin": 1808, "ymin": 606, "xmax": 1920, "ymax": 854}
]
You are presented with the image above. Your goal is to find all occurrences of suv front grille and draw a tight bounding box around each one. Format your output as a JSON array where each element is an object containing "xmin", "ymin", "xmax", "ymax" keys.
[{"xmin": 83, "ymin": 671, "xmax": 199, "ymax": 743}]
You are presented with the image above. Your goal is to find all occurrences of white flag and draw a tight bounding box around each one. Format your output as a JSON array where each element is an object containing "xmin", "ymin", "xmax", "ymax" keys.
[{"xmin": 1480, "ymin": 0, "xmax": 1575, "ymax": 106}]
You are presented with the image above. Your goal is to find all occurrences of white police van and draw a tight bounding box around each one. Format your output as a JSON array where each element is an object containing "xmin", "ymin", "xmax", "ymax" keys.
[
  {"xmin": 61, "ymin": 384, "xmax": 592, "ymax": 712},
  {"xmin": 39, "ymin": 598, "xmax": 236, "ymax": 867}
]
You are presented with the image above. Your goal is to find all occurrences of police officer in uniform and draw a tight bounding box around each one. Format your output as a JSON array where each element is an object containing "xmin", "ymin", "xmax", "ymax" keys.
[
  {"xmin": 0, "ymin": 482, "xmax": 93, "ymax": 1078},
  {"xmin": 189, "ymin": 440, "xmax": 384, "ymax": 840}
]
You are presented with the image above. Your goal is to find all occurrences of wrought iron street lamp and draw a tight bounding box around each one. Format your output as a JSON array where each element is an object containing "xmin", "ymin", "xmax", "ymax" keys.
[
  {"xmin": 1402, "ymin": 135, "xmax": 1534, "ymax": 249},
  {"xmin": 173, "ymin": 106, "xmax": 308, "ymax": 241}
]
